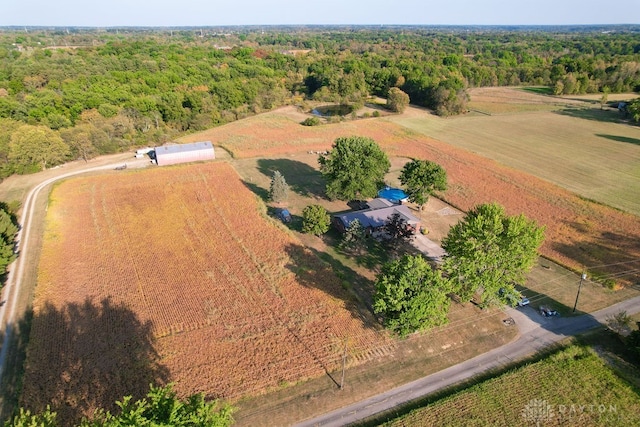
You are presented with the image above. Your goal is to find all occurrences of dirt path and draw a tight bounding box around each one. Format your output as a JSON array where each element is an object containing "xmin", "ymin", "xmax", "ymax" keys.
[{"xmin": 0, "ymin": 156, "xmax": 149, "ymax": 418}]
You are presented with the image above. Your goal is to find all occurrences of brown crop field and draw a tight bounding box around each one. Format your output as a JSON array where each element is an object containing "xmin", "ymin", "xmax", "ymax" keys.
[
  {"xmin": 22, "ymin": 162, "xmax": 393, "ymax": 424},
  {"xmin": 183, "ymin": 106, "xmax": 640, "ymax": 285}
]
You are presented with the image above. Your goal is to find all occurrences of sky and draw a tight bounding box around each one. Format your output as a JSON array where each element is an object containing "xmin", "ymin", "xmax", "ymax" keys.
[{"xmin": 1, "ymin": 0, "xmax": 636, "ymax": 27}]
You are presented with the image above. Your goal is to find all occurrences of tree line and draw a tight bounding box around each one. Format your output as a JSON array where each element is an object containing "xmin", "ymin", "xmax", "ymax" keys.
[{"xmin": 0, "ymin": 27, "xmax": 639, "ymax": 178}]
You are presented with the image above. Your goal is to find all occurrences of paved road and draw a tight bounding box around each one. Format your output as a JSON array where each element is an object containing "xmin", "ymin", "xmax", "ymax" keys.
[
  {"xmin": 0, "ymin": 160, "xmax": 145, "ymax": 383},
  {"xmin": 295, "ymin": 295, "xmax": 640, "ymax": 427}
]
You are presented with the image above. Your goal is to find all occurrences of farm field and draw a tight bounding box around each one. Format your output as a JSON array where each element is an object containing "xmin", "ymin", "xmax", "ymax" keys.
[
  {"xmin": 390, "ymin": 87, "xmax": 640, "ymax": 217},
  {"xmin": 183, "ymin": 103, "xmax": 640, "ymax": 285},
  {"xmin": 21, "ymin": 162, "xmax": 395, "ymax": 424},
  {"xmin": 377, "ymin": 344, "xmax": 640, "ymax": 427}
]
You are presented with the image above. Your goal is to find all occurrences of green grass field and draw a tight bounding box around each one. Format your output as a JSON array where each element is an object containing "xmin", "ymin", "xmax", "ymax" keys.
[
  {"xmin": 375, "ymin": 344, "xmax": 640, "ymax": 427},
  {"xmin": 389, "ymin": 89, "xmax": 640, "ymax": 216}
]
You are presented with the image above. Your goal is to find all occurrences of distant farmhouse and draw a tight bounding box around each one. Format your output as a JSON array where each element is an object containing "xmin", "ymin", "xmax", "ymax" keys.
[
  {"xmin": 333, "ymin": 198, "xmax": 421, "ymax": 235},
  {"xmin": 151, "ymin": 141, "xmax": 215, "ymax": 166}
]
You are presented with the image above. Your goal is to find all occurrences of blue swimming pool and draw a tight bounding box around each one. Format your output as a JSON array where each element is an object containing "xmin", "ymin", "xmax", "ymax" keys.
[{"xmin": 377, "ymin": 187, "xmax": 408, "ymax": 204}]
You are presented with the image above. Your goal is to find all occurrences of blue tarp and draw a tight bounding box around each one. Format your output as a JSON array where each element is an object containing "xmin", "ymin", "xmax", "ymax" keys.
[{"xmin": 378, "ymin": 187, "xmax": 408, "ymax": 204}]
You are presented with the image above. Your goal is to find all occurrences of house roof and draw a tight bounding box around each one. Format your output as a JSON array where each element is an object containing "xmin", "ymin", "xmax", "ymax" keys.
[
  {"xmin": 336, "ymin": 203, "xmax": 420, "ymax": 229},
  {"xmin": 366, "ymin": 198, "xmax": 394, "ymax": 210}
]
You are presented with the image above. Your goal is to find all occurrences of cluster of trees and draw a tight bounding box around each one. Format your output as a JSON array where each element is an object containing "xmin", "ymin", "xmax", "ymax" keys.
[
  {"xmin": 6, "ymin": 384, "xmax": 235, "ymax": 426},
  {"xmin": 375, "ymin": 203, "xmax": 545, "ymax": 336},
  {"xmin": 1, "ymin": 27, "xmax": 639, "ymax": 179},
  {"xmin": 315, "ymin": 135, "xmax": 544, "ymax": 336}
]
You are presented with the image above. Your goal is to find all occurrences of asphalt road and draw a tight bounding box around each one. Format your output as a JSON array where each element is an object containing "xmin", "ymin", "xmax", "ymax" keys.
[{"xmin": 295, "ymin": 295, "xmax": 640, "ymax": 427}]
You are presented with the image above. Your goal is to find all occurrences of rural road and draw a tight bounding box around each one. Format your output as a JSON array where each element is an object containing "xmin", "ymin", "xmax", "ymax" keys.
[
  {"xmin": 295, "ymin": 295, "xmax": 640, "ymax": 427},
  {"xmin": 0, "ymin": 159, "xmax": 145, "ymax": 383}
]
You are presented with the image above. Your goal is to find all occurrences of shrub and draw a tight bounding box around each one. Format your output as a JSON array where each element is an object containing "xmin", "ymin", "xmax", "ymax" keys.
[
  {"xmin": 301, "ymin": 117, "xmax": 321, "ymax": 126},
  {"xmin": 302, "ymin": 204, "xmax": 330, "ymax": 235}
]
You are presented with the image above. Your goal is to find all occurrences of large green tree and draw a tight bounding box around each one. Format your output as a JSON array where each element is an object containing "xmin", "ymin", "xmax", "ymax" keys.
[
  {"xmin": 386, "ymin": 87, "xmax": 410, "ymax": 113},
  {"xmin": 374, "ymin": 254, "xmax": 452, "ymax": 336},
  {"xmin": 399, "ymin": 159, "xmax": 447, "ymax": 210},
  {"xmin": 8, "ymin": 125, "xmax": 70, "ymax": 172},
  {"xmin": 318, "ymin": 136, "xmax": 390, "ymax": 201},
  {"xmin": 627, "ymin": 98, "xmax": 640, "ymax": 122},
  {"xmin": 442, "ymin": 203, "xmax": 545, "ymax": 307},
  {"xmin": 5, "ymin": 384, "xmax": 235, "ymax": 427}
]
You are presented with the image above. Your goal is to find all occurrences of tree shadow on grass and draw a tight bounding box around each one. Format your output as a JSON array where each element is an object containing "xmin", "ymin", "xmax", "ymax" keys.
[
  {"xmin": 257, "ymin": 158, "xmax": 326, "ymax": 199},
  {"xmin": 18, "ymin": 298, "xmax": 169, "ymax": 426},
  {"xmin": 284, "ymin": 242, "xmax": 379, "ymax": 320},
  {"xmin": 554, "ymin": 107, "xmax": 627, "ymax": 124},
  {"xmin": 242, "ymin": 180, "xmax": 270, "ymax": 202},
  {"xmin": 596, "ymin": 133, "xmax": 640, "ymax": 146}
]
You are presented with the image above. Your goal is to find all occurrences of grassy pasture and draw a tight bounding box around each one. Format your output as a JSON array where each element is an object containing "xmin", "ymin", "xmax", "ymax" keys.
[
  {"xmin": 389, "ymin": 87, "xmax": 640, "ymax": 217},
  {"xmin": 374, "ymin": 344, "xmax": 640, "ymax": 427}
]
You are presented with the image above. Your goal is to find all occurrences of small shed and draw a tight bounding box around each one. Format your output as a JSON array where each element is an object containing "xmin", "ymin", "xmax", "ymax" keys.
[{"xmin": 154, "ymin": 141, "xmax": 215, "ymax": 166}]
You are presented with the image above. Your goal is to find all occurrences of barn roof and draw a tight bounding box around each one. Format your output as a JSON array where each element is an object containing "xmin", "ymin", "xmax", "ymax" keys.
[{"xmin": 155, "ymin": 141, "xmax": 213, "ymax": 155}]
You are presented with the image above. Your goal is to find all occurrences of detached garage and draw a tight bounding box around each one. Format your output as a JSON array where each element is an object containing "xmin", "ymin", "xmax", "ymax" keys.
[{"xmin": 154, "ymin": 141, "xmax": 215, "ymax": 166}]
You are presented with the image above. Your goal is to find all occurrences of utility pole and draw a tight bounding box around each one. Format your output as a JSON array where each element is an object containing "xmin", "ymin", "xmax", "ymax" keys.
[
  {"xmin": 340, "ymin": 340, "xmax": 347, "ymax": 390},
  {"xmin": 573, "ymin": 271, "xmax": 587, "ymax": 312}
]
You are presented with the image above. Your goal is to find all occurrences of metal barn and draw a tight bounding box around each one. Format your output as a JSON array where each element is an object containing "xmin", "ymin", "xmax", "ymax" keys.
[{"xmin": 154, "ymin": 141, "xmax": 215, "ymax": 166}]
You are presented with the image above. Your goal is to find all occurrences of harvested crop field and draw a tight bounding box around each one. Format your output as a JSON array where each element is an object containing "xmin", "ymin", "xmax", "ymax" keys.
[
  {"xmin": 183, "ymin": 109, "xmax": 640, "ymax": 284},
  {"xmin": 22, "ymin": 162, "xmax": 393, "ymax": 424}
]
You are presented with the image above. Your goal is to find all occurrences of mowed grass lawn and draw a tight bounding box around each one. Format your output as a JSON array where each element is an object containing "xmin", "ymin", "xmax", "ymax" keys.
[
  {"xmin": 377, "ymin": 345, "xmax": 640, "ymax": 427},
  {"xmin": 389, "ymin": 88, "xmax": 640, "ymax": 216}
]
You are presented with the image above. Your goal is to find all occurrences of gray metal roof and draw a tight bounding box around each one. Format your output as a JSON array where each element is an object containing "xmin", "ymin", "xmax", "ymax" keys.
[
  {"xmin": 155, "ymin": 141, "xmax": 213, "ymax": 155},
  {"xmin": 337, "ymin": 204, "xmax": 419, "ymax": 229}
]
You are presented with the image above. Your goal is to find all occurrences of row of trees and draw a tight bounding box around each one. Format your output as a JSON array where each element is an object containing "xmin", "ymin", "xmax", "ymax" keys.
[
  {"xmin": 1, "ymin": 28, "xmax": 639, "ymax": 178},
  {"xmin": 374, "ymin": 203, "xmax": 545, "ymax": 336}
]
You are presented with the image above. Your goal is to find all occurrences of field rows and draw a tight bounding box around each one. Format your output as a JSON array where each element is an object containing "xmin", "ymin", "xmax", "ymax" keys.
[{"xmin": 24, "ymin": 162, "xmax": 394, "ymax": 423}]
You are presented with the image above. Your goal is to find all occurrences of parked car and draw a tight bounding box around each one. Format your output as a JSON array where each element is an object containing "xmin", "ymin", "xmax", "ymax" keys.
[
  {"xmin": 499, "ymin": 288, "xmax": 529, "ymax": 307},
  {"xmin": 278, "ymin": 209, "xmax": 292, "ymax": 224},
  {"xmin": 539, "ymin": 305, "xmax": 559, "ymax": 317}
]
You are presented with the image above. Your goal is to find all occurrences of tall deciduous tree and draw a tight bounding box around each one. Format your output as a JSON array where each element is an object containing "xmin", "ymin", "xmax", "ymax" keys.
[
  {"xmin": 374, "ymin": 254, "xmax": 451, "ymax": 336},
  {"xmin": 319, "ymin": 136, "xmax": 390, "ymax": 201},
  {"xmin": 268, "ymin": 170, "xmax": 289, "ymax": 204},
  {"xmin": 399, "ymin": 159, "xmax": 447, "ymax": 210},
  {"xmin": 386, "ymin": 87, "xmax": 410, "ymax": 113},
  {"xmin": 383, "ymin": 212, "xmax": 414, "ymax": 249},
  {"xmin": 8, "ymin": 125, "xmax": 70, "ymax": 172},
  {"xmin": 302, "ymin": 204, "xmax": 331, "ymax": 235},
  {"xmin": 442, "ymin": 203, "xmax": 545, "ymax": 307}
]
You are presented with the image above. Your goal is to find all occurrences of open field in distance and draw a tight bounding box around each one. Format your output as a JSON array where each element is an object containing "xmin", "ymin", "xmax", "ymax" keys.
[{"xmin": 390, "ymin": 87, "xmax": 640, "ymax": 217}]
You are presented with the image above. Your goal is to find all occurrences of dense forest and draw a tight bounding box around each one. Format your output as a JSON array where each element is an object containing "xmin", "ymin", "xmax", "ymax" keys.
[{"xmin": 1, "ymin": 26, "xmax": 639, "ymax": 177}]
